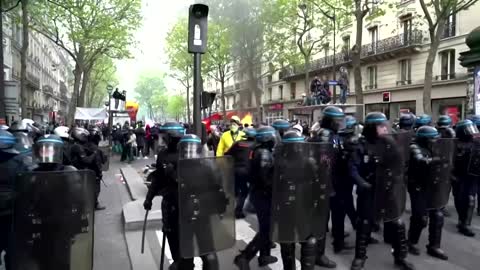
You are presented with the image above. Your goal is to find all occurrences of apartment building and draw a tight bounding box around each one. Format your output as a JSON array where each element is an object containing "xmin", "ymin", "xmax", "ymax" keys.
[
  {"xmin": 205, "ymin": 0, "xmax": 480, "ymax": 125},
  {"xmin": 2, "ymin": 13, "xmax": 73, "ymax": 124}
]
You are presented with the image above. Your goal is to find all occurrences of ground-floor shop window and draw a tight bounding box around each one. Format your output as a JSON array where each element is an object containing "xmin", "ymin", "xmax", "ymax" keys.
[
  {"xmin": 265, "ymin": 111, "xmax": 284, "ymax": 125},
  {"xmin": 432, "ymin": 98, "xmax": 465, "ymax": 126},
  {"xmin": 389, "ymin": 101, "xmax": 416, "ymax": 120},
  {"xmin": 365, "ymin": 103, "xmax": 389, "ymax": 119}
]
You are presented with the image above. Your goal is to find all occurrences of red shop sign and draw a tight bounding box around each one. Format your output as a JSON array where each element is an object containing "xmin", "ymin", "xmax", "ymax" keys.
[{"xmin": 268, "ymin": 103, "xmax": 283, "ymax": 110}]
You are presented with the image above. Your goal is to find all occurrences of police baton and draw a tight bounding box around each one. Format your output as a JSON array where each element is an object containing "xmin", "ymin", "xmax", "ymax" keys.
[
  {"xmin": 159, "ymin": 231, "xmax": 167, "ymax": 270},
  {"xmin": 141, "ymin": 210, "xmax": 149, "ymax": 254}
]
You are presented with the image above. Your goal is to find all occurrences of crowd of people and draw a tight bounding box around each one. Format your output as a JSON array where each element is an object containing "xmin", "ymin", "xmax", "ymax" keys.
[{"xmin": 142, "ymin": 107, "xmax": 480, "ymax": 270}]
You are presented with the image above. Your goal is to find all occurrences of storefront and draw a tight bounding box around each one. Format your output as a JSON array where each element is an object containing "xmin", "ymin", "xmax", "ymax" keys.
[
  {"xmin": 432, "ymin": 97, "xmax": 465, "ymax": 125},
  {"xmin": 264, "ymin": 103, "xmax": 285, "ymax": 124}
]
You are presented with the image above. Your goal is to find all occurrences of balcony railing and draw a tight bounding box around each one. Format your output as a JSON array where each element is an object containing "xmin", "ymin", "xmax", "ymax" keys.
[
  {"xmin": 365, "ymin": 84, "xmax": 378, "ymax": 90},
  {"xmin": 27, "ymin": 71, "xmax": 40, "ymax": 87},
  {"xmin": 435, "ymin": 73, "xmax": 456, "ymax": 81},
  {"xmin": 396, "ymin": 79, "xmax": 412, "ymax": 86},
  {"xmin": 280, "ymin": 30, "xmax": 423, "ymax": 79},
  {"xmin": 43, "ymin": 85, "xmax": 54, "ymax": 96},
  {"xmin": 442, "ymin": 22, "xmax": 456, "ymax": 39}
]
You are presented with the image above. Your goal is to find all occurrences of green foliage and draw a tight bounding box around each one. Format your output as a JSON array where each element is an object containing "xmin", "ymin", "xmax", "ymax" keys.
[
  {"xmin": 166, "ymin": 95, "xmax": 186, "ymax": 121},
  {"xmin": 134, "ymin": 71, "xmax": 167, "ymax": 119},
  {"xmin": 87, "ymin": 56, "xmax": 118, "ymax": 107},
  {"xmin": 204, "ymin": 21, "xmax": 234, "ymax": 82},
  {"xmin": 165, "ymin": 17, "xmax": 192, "ymax": 88}
]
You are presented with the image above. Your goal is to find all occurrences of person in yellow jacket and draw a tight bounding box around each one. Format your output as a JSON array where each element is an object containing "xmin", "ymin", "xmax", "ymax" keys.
[{"xmin": 216, "ymin": 115, "xmax": 246, "ymax": 156}]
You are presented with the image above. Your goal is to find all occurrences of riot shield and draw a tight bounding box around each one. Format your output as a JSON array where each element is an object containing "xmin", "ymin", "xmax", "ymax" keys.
[
  {"xmin": 373, "ymin": 134, "xmax": 407, "ymax": 222},
  {"xmin": 177, "ymin": 156, "xmax": 235, "ymax": 258},
  {"xmin": 99, "ymin": 145, "xmax": 110, "ymax": 171},
  {"xmin": 12, "ymin": 170, "xmax": 96, "ymax": 270},
  {"xmin": 467, "ymin": 138, "xmax": 480, "ymax": 176},
  {"xmin": 394, "ymin": 130, "xmax": 414, "ymax": 165},
  {"xmin": 425, "ymin": 138, "xmax": 455, "ymax": 210},
  {"xmin": 270, "ymin": 142, "xmax": 333, "ymax": 243}
]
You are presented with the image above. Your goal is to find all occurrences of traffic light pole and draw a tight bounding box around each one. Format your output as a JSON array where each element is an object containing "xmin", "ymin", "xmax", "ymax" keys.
[{"xmin": 193, "ymin": 53, "xmax": 202, "ymax": 137}]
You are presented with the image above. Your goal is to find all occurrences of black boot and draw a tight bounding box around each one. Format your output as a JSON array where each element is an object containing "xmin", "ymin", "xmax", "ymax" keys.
[
  {"xmin": 458, "ymin": 198, "xmax": 476, "ymax": 237},
  {"xmin": 427, "ymin": 210, "xmax": 448, "ymax": 260},
  {"xmin": 457, "ymin": 223, "xmax": 476, "ymax": 237},
  {"xmin": 301, "ymin": 237, "xmax": 318, "ymax": 270},
  {"xmin": 280, "ymin": 243, "xmax": 296, "ymax": 270},
  {"xmin": 333, "ymin": 241, "xmax": 355, "ymax": 253},
  {"xmin": 315, "ymin": 237, "xmax": 336, "ymax": 268},
  {"xmin": 407, "ymin": 216, "xmax": 426, "ymax": 255},
  {"xmin": 258, "ymin": 256, "xmax": 277, "ymax": 267},
  {"xmin": 351, "ymin": 219, "xmax": 369, "ymax": 270},
  {"xmin": 233, "ymin": 234, "xmax": 261, "ymax": 270},
  {"xmin": 350, "ymin": 258, "xmax": 366, "ymax": 270},
  {"xmin": 392, "ymin": 220, "xmax": 415, "ymax": 270}
]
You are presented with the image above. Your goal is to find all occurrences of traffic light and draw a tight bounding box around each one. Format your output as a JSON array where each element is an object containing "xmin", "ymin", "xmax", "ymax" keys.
[
  {"xmin": 382, "ymin": 92, "xmax": 391, "ymax": 103},
  {"xmin": 201, "ymin": 92, "xmax": 216, "ymax": 109},
  {"xmin": 188, "ymin": 4, "xmax": 209, "ymax": 54}
]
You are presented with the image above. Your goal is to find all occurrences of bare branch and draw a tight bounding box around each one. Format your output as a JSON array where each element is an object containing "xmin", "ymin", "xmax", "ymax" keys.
[
  {"xmin": 419, "ymin": 0, "xmax": 435, "ymax": 29},
  {"xmin": 2, "ymin": 0, "xmax": 21, "ymax": 12}
]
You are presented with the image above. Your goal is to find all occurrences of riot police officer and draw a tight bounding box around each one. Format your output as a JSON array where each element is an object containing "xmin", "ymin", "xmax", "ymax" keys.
[
  {"xmin": 337, "ymin": 116, "xmax": 359, "ymax": 235},
  {"xmin": 414, "ymin": 114, "xmax": 432, "ymax": 130},
  {"xmin": 452, "ymin": 120, "xmax": 479, "ymax": 237},
  {"xmin": 468, "ymin": 115, "xmax": 480, "ymax": 216},
  {"xmin": 350, "ymin": 112, "xmax": 414, "ymax": 270},
  {"xmin": 225, "ymin": 127, "xmax": 256, "ymax": 219},
  {"xmin": 407, "ymin": 126, "xmax": 449, "ymax": 260},
  {"xmin": 436, "ymin": 115, "xmax": 455, "ymax": 138},
  {"xmin": 70, "ymin": 127, "xmax": 105, "ymax": 210},
  {"xmin": 54, "ymin": 126, "xmax": 73, "ymax": 165},
  {"xmin": 0, "ymin": 130, "xmax": 29, "ymax": 270},
  {"xmin": 272, "ymin": 119, "xmax": 290, "ymax": 138},
  {"xmin": 398, "ymin": 113, "xmax": 416, "ymax": 131},
  {"xmin": 309, "ymin": 106, "xmax": 346, "ymax": 268},
  {"xmin": 234, "ymin": 126, "xmax": 278, "ymax": 270}
]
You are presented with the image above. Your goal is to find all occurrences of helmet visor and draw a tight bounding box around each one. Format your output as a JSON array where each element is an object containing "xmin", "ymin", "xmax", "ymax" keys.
[{"xmin": 33, "ymin": 143, "xmax": 63, "ymax": 164}]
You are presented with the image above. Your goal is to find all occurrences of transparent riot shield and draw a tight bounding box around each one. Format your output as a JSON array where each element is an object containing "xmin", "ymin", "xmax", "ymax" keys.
[
  {"xmin": 270, "ymin": 142, "xmax": 333, "ymax": 243},
  {"xmin": 394, "ymin": 130, "xmax": 414, "ymax": 165},
  {"xmin": 13, "ymin": 170, "xmax": 96, "ymax": 270},
  {"xmin": 374, "ymin": 134, "xmax": 407, "ymax": 222},
  {"xmin": 467, "ymin": 138, "xmax": 480, "ymax": 176},
  {"xmin": 425, "ymin": 138, "xmax": 455, "ymax": 210},
  {"xmin": 177, "ymin": 156, "xmax": 235, "ymax": 258},
  {"xmin": 99, "ymin": 145, "xmax": 110, "ymax": 171}
]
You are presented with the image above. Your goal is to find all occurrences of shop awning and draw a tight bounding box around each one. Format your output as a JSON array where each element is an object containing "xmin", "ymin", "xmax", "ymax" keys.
[{"xmin": 74, "ymin": 107, "xmax": 108, "ymax": 120}]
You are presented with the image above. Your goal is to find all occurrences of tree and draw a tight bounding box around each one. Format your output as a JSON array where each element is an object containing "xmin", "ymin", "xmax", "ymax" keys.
[
  {"xmin": 30, "ymin": 0, "xmax": 141, "ymax": 124},
  {"xmin": 167, "ymin": 95, "xmax": 187, "ymax": 121},
  {"xmin": 419, "ymin": 0, "xmax": 479, "ymax": 114},
  {"xmin": 134, "ymin": 72, "xmax": 167, "ymax": 120},
  {"xmin": 86, "ymin": 56, "xmax": 118, "ymax": 107},
  {"xmin": 204, "ymin": 21, "xmax": 234, "ymax": 122},
  {"xmin": 151, "ymin": 93, "xmax": 168, "ymax": 122},
  {"xmin": 20, "ymin": 0, "xmax": 28, "ymax": 118},
  {"xmin": 165, "ymin": 17, "xmax": 192, "ymax": 123}
]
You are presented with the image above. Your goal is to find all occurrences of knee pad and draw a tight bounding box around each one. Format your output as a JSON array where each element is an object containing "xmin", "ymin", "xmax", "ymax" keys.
[
  {"xmin": 390, "ymin": 218, "xmax": 405, "ymax": 228},
  {"xmin": 305, "ymin": 236, "xmax": 317, "ymax": 247},
  {"xmin": 468, "ymin": 196, "xmax": 476, "ymax": 207},
  {"xmin": 201, "ymin": 253, "xmax": 218, "ymax": 268}
]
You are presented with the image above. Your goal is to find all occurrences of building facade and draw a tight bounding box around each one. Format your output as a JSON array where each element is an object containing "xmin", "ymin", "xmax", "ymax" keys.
[
  {"xmin": 2, "ymin": 12, "xmax": 72, "ymax": 124},
  {"xmin": 204, "ymin": 0, "xmax": 480, "ymax": 125}
]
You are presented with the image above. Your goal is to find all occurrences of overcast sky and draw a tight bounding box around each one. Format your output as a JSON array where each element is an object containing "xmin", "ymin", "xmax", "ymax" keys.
[{"xmin": 115, "ymin": 0, "xmax": 194, "ymax": 99}]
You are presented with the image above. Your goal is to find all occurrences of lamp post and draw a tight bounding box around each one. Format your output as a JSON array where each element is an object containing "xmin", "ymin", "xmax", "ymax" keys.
[{"xmin": 106, "ymin": 84, "xmax": 113, "ymax": 146}]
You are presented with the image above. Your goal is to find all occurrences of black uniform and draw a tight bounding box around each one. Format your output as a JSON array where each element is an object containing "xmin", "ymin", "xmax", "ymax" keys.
[
  {"xmin": 452, "ymin": 120, "xmax": 479, "ymax": 237},
  {"xmin": 225, "ymin": 138, "xmax": 255, "ymax": 218},
  {"xmin": 407, "ymin": 126, "xmax": 449, "ymax": 260},
  {"xmin": 234, "ymin": 126, "xmax": 278, "ymax": 270},
  {"xmin": 350, "ymin": 112, "xmax": 414, "ymax": 270}
]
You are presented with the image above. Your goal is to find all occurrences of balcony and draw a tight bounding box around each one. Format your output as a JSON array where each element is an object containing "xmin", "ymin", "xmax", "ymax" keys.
[
  {"xmin": 442, "ymin": 22, "xmax": 456, "ymax": 39},
  {"xmin": 26, "ymin": 72, "xmax": 40, "ymax": 88},
  {"xmin": 364, "ymin": 84, "xmax": 378, "ymax": 90},
  {"xmin": 396, "ymin": 79, "xmax": 412, "ymax": 86},
  {"xmin": 43, "ymin": 85, "xmax": 54, "ymax": 96},
  {"xmin": 435, "ymin": 73, "xmax": 456, "ymax": 81},
  {"xmin": 280, "ymin": 30, "xmax": 423, "ymax": 80}
]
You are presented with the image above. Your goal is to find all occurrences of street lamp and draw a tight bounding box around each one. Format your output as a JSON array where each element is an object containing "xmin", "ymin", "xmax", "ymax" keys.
[{"xmin": 106, "ymin": 84, "xmax": 113, "ymax": 146}]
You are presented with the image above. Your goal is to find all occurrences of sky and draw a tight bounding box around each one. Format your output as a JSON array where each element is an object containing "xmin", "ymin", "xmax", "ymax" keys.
[{"xmin": 115, "ymin": 0, "xmax": 194, "ymax": 100}]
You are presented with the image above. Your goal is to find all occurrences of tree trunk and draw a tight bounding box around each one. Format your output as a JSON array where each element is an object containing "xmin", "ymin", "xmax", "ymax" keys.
[
  {"xmin": 67, "ymin": 63, "xmax": 83, "ymax": 125},
  {"xmin": 78, "ymin": 67, "xmax": 92, "ymax": 107},
  {"xmin": 20, "ymin": 0, "xmax": 29, "ymax": 119},
  {"xmin": 352, "ymin": 4, "xmax": 365, "ymax": 120},
  {"xmin": 186, "ymin": 84, "xmax": 191, "ymax": 123},
  {"xmin": 422, "ymin": 23, "xmax": 445, "ymax": 115},
  {"xmin": 0, "ymin": 1, "xmax": 6, "ymax": 122},
  {"xmin": 304, "ymin": 56, "xmax": 311, "ymax": 97},
  {"xmin": 221, "ymin": 79, "xmax": 227, "ymax": 122}
]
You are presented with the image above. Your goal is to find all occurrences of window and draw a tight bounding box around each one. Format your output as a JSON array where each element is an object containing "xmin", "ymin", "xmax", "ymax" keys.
[
  {"xmin": 401, "ymin": 16, "xmax": 412, "ymax": 43},
  {"xmin": 290, "ymin": 82, "xmax": 296, "ymax": 99},
  {"xmin": 279, "ymin": 85, "xmax": 284, "ymax": 100},
  {"xmin": 366, "ymin": 66, "xmax": 377, "ymax": 89},
  {"xmin": 443, "ymin": 14, "xmax": 456, "ymax": 38},
  {"xmin": 342, "ymin": 36, "xmax": 350, "ymax": 55},
  {"xmin": 439, "ymin": 50, "xmax": 456, "ymax": 80},
  {"xmin": 398, "ymin": 59, "xmax": 411, "ymax": 85},
  {"xmin": 268, "ymin": 74, "xmax": 273, "ymax": 83},
  {"xmin": 268, "ymin": 87, "xmax": 272, "ymax": 101},
  {"xmin": 368, "ymin": 26, "xmax": 378, "ymax": 53},
  {"xmin": 323, "ymin": 43, "xmax": 329, "ymax": 59}
]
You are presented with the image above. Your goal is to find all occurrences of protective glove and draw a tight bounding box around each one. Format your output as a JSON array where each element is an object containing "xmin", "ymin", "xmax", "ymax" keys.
[{"xmin": 143, "ymin": 199, "xmax": 152, "ymax": 211}]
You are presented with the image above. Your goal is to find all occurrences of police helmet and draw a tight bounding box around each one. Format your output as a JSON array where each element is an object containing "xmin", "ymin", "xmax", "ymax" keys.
[
  {"xmin": 244, "ymin": 127, "xmax": 257, "ymax": 140},
  {"xmin": 0, "ymin": 125, "xmax": 9, "ymax": 131},
  {"xmin": 160, "ymin": 122, "xmax": 185, "ymax": 137},
  {"xmin": 414, "ymin": 114, "xmax": 432, "ymax": 128},
  {"xmin": 467, "ymin": 115, "xmax": 480, "ymax": 129},
  {"xmin": 272, "ymin": 119, "xmax": 290, "ymax": 136},
  {"xmin": 340, "ymin": 115, "xmax": 357, "ymax": 134},
  {"xmin": 54, "ymin": 126, "xmax": 70, "ymax": 140},
  {"xmin": 399, "ymin": 113, "xmax": 415, "ymax": 130},
  {"xmin": 33, "ymin": 134, "xmax": 64, "ymax": 164},
  {"xmin": 13, "ymin": 132, "xmax": 33, "ymax": 154},
  {"xmin": 71, "ymin": 127, "xmax": 90, "ymax": 143},
  {"xmin": 320, "ymin": 106, "xmax": 345, "ymax": 132},
  {"xmin": 282, "ymin": 130, "xmax": 305, "ymax": 143},
  {"xmin": 178, "ymin": 134, "xmax": 203, "ymax": 159},
  {"xmin": 437, "ymin": 115, "xmax": 452, "ymax": 128},
  {"xmin": 455, "ymin": 120, "xmax": 479, "ymax": 142},
  {"xmin": 0, "ymin": 130, "xmax": 19, "ymax": 154},
  {"xmin": 255, "ymin": 126, "xmax": 277, "ymax": 144},
  {"xmin": 363, "ymin": 112, "xmax": 389, "ymax": 141}
]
